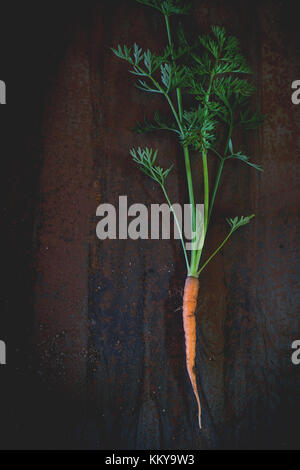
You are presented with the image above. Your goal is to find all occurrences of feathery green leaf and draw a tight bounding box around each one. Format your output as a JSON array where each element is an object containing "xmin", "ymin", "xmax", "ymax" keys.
[
  {"xmin": 227, "ymin": 214, "xmax": 255, "ymax": 232},
  {"xmin": 226, "ymin": 151, "xmax": 263, "ymax": 172},
  {"xmin": 130, "ymin": 147, "xmax": 173, "ymax": 186}
]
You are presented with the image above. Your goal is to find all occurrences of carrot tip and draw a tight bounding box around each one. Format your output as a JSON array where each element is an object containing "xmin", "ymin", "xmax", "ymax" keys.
[{"xmin": 198, "ymin": 414, "xmax": 202, "ymax": 429}]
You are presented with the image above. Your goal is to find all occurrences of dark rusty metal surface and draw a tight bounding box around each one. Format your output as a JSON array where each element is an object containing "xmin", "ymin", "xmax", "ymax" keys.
[{"xmin": 1, "ymin": 0, "xmax": 300, "ymax": 449}]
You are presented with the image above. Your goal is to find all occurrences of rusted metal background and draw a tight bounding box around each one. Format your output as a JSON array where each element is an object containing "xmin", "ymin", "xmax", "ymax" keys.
[{"xmin": 1, "ymin": 0, "xmax": 299, "ymax": 449}]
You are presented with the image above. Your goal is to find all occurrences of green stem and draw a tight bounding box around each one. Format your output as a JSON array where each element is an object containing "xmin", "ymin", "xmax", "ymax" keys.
[
  {"xmin": 164, "ymin": 15, "xmax": 183, "ymax": 122},
  {"xmin": 224, "ymin": 109, "xmax": 233, "ymax": 155},
  {"xmin": 202, "ymin": 149, "xmax": 209, "ymax": 233},
  {"xmin": 206, "ymin": 104, "xmax": 233, "ymax": 226},
  {"xmin": 162, "ymin": 185, "xmax": 190, "ymax": 272},
  {"xmin": 201, "ymin": 71, "xmax": 215, "ymax": 229},
  {"xmin": 183, "ymin": 145, "xmax": 197, "ymax": 273},
  {"xmin": 197, "ymin": 229, "xmax": 234, "ymax": 276},
  {"xmin": 207, "ymin": 109, "xmax": 233, "ymax": 225},
  {"xmin": 136, "ymin": 62, "xmax": 195, "ymax": 275},
  {"xmin": 164, "ymin": 13, "xmax": 197, "ymax": 274},
  {"xmin": 135, "ymin": 64, "xmax": 183, "ymax": 131},
  {"xmin": 192, "ymin": 148, "xmax": 209, "ymax": 271},
  {"xmin": 176, "ymin": 89, "xmax": 183, "ymax": 122},
  {"xmin": 183, "ymin": 146, "xmax": 196, "ymax": 219},
  {"xmin": 165, "ymin": 15, "xmax": 173, "ymax": 59},
  {"xmin": 165, "ymin": 91, "xmax": 183, "ymax": 131},
  {"xmin": 193, "ymin": 69, "xmax": 216, "ymax": 271},
  {"xmin": 208, "ymin": 158, "xmax": 224, "ymax": 223}
]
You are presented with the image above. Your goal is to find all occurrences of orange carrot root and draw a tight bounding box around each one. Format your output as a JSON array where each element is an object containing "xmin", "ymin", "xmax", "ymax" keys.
[{"xmin": 182, "ymin": 276, "xmax": 202, "ymax": 429}]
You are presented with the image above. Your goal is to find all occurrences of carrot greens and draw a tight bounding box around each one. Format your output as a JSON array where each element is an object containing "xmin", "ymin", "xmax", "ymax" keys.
[{"xmin": 112, "ymin": 0, "xmax": 263, "ymax": 429}]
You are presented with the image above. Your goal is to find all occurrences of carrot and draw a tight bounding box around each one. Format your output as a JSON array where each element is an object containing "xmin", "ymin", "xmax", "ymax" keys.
[
  {"xmin": 113, "ymin": 1, "xmax": 262, "ymax": 432},
  {"xmin": 182, "ymin": 276, "xmax": 201, "ymax": 429}
]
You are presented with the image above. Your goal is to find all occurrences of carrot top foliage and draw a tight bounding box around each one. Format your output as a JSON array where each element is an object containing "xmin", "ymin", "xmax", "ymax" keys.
[{"xmin": 112, "ymin": 0, "xmax": 263, "ymax": 277}]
